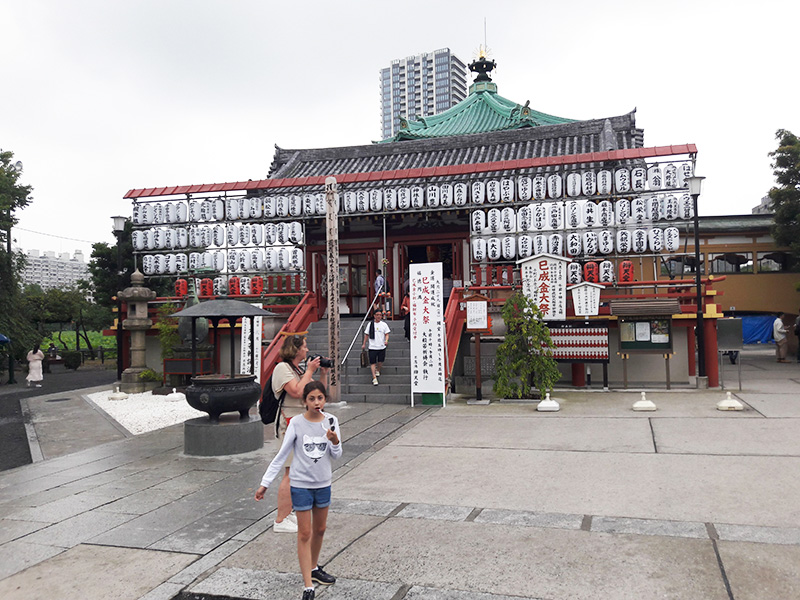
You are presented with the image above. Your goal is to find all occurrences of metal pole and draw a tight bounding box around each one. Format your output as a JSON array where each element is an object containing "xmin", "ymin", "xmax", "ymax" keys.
[
  {"xmin": 693, "ymin": 193, "xmax": 705, "ymax": 378},
  {"xmin": 116, "ymin": 235, "xmax": 123, "ymax": 380}
]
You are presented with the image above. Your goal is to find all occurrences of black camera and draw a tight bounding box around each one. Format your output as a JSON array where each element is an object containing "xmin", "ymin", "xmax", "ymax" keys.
[{"xmin": 308, "ymin": 355, "xmax": 333, "ymax": 368}]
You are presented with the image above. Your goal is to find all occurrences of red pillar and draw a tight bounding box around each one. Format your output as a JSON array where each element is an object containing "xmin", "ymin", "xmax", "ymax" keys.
[
  {"xmin": 571, "ymin": 363, "xmax": 586, "ymax": 387},
  {"xmin": 687, "ymin": 324, "xmax": 696, "ymax": 377},
  {"xmin": 704, "ymin": 318, "xmax": 719, "ymax": 388}
]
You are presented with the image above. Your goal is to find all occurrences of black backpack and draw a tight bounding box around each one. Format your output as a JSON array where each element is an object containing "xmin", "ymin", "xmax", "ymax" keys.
[{"xmin": 259, "ymin": 375, "xmax": 287, "ymax": 438}]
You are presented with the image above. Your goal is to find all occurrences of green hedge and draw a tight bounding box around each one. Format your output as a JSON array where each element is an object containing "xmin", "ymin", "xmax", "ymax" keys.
[{"xmin": 62, "ymin": 351, "xmax": 82, "ymax": 371}]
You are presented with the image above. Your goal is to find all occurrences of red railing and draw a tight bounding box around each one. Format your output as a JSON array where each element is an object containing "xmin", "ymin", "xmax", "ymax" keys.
[{"xmin": 259, "ymin": 291, "xmax": 319, "ymax": 385}]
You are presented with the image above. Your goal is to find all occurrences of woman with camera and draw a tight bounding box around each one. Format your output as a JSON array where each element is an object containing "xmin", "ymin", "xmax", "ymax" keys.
[{"xmin": 270, "ymin": 334, "xmax": 330, "ymax": 532}]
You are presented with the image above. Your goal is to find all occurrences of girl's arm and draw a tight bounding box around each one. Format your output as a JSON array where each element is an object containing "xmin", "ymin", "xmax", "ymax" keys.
[{"xmin": 259, "ymin": 420, "xmax": 297, "ymax": 489}]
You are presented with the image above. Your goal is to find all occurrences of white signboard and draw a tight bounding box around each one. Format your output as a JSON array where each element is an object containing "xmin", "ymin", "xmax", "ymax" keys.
[
  {"xmin": 568, "ymin": 282, "xmax": 603, "ymax": 317},
  {"xmin": 409, "ymin": 262, "xmax": 445, "ymax": 399},
  {"xmin": 519, "ymin": 254, "xmax": 569, "ymax": 321},
  {"xmin": 240, "ymin": 303, "xmax": 263, "ymax": 383},
  {"xmin": 466, "ymin": 300, "xmax": 488, "ymax": 331}
]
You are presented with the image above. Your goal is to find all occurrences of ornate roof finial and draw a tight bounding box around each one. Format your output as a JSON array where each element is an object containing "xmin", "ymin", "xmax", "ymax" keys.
[{"xmin": 469, "ymin": 47, "xmax": 496, "ymax": 83}]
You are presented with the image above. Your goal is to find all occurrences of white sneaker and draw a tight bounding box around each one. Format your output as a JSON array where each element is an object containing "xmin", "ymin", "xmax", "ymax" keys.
[
  {"xmin": 273, "ymin": 518, "xmax": 298, "ymax": 533},
  {"xmin": 375, "ymin": 371, "xmax": 380, "ymax": 377},
  {"xmin": 287, "ymin": 512, "xmax": 298, "ymax": 524},
  {"xmin": 372, "ymin": 378, "xmax": 379, "ymax": 386}
]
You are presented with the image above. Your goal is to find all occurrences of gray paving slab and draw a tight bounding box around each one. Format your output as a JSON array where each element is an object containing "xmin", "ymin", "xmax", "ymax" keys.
[
  {"xmin": 474, "ymin": 508, "xmax": 584, "ymax": 530},
  {"xmin": 324, "ymin": 518, "xmax": 730, "ymax": 599},
  {"xmin": 405, "ymin": 587, "xmax": 546, "ymax": 600},
  {"xmin": 315, "ymin": 577, "xmax": 403, "ymax": 599},
  {"xmin": 0, "ymin": 544, "xmax": 196, "ymax": 600},
  {"xmin": 149, "ymin": 469, "xmax": 230, "ymax": 494},
  {"xmin": 330, "ymin": 497, "xmax": 400, "ymax": 517},
  {"xmin": 137, "ymin": 581, "xmax": 185, "ymax": 600},
  {"xmin": 591, "ymin": 515, "xmax": 708, "ymax": 539},
  {"xmin": 718, "ymin": 540, "xmax": 800, "ymax": 600},
  {"xmin": 5, "ymin": 491, "xmax": 114, "ymax": 523},
  {"xmin": 0, "ymin": 518, "xmax": 49, "ymax": 544},
  {"xmin": 715, "ymin": 523, "xmax": 800, "ymax": 545},
  {"xmin": 168, "ymin": 539, "xmax": 247, "ymax": 585},
  {"xmin": 89, "ymin": 523, "xmax": 171, "ymax": 549},
  {"xmin": 737, "ymin": 392, "xmax": 800, "ymax": 417},
  {"xmin": 396, "ymin": 503, "xmax": 474, "ymax": 522},
  {"xmin": 18, "ymin": 509, "xmax": 136, "ymax": 548},
  {"xmin": 148, "ymin": 514, "xmax": 254, "ymax": 554},
  {"xmin": 397, "ymin": 414, "xmax": 656, "ymax": 453},
  {"xmin": 0, "ymin": 539, "xmax": 64, "ymax": 579},
  {"xmin": 335, "ymin": 445, "xmax": 800, "ymax": 528},
  {"xmin": 653, "ymin": 418, "xmax": 800, "ymax": 456},
  {"xmin": 182, "ymin": 566, "xmax": 304, "ymax": 599},
  {"xmin": 97, "ymin": 487, "xmax": 188, "ymax": 514}
]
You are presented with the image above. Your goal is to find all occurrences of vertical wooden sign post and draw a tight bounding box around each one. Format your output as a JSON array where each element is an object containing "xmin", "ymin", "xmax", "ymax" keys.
[
  {"xmin": 325, "ymin": 177, "xmax": 340, "ymax": 402},
  {"xmin": 465, "ymin": 293, "xmax": 491, "ymax": 402}
]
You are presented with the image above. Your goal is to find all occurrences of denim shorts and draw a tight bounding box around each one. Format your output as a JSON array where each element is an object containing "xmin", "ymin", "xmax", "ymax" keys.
[{"xmin": 290, "ymin": 486, "xmax": 332, "ymax": 511}]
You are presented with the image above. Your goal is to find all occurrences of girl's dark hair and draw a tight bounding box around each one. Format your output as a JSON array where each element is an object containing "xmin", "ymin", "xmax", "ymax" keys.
[
  {"xmin": 302, "ymin": 381, "xmax": 327, "ymax": 403},
  {"xmin": 32, "ymin": 344, "xmax": 40, "ymax": 354}
]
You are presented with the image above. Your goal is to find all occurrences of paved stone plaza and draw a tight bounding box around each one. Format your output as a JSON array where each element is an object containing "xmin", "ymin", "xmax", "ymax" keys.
[{"xmin": 0, "ymin": 345, "xmax": 798, "ymax": 599}]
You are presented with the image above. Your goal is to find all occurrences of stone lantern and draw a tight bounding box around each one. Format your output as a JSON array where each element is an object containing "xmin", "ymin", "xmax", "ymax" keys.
[{"xmin": 118, "ymin": 269, "xmax": 157, "ymax": 393}]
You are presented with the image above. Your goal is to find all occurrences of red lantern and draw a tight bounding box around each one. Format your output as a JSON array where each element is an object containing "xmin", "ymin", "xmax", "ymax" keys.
[
  {"xmin": 251, "ymin": 276, "xmax": 264, "ymax": 295},
  {"xmin": 174, "ymin": 278, "xmax": 188, "ymax": 298},
  {"xmin": 199, "ymin": 278, "xmax": 213, "ymax": 297},
  {"xmin": 228, "ymin": 276, "xmax": 241, "ymax": 296},
  {"xmin": 583, "ymin": 261, "xmax": 599, "ymax": 283},
  {"xmin": 619, "ymin": 260, "xmax": 635, "ymax": 283}
]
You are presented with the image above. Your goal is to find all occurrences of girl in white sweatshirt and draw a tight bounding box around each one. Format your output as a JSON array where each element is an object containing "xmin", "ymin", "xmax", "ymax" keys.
[{"xmin": 255, "ymin": 381, "xmax": 342, "ymax": 600}]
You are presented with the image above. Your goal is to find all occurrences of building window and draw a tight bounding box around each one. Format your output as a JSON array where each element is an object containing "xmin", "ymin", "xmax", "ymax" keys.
[
  {"xmin": 661, "ymin": 254, "xmax": 705, "ymax": 276},
  {"xmin": 757, "ymin": 251, "xmax": 800, "ymax": 272},
  {"xmin": 709, "ymin": 252, "xmax": 753, "ymax": 274}
]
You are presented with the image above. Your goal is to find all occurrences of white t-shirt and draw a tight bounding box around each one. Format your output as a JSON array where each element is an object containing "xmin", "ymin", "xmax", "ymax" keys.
[
  {"xmin": 364, "ymin": 320, "xmax": 391, "ymax": 350},
  {"xmin": 773, "ymin": 318, "xmax": 787, "ymax": 342}
]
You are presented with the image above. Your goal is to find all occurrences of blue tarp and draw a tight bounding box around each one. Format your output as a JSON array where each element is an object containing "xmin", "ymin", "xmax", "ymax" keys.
[{"xmin": 741, "ymin": 315, "xmax": 775, "ymax": 344}]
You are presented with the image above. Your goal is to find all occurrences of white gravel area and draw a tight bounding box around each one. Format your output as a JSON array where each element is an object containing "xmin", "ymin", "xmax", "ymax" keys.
[{"xmin": 88, "ymin": 389, "xmax": 207, "ymax": 435}]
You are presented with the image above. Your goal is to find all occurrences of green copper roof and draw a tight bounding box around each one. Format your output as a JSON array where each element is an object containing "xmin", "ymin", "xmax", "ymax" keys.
[{"xmin": 383, "ymin": 83, "xmax": 575, "ymax": 143}]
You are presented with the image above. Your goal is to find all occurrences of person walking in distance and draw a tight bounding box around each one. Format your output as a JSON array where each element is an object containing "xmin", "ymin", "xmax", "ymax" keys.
[
  {"xmin": 26, "ymin": 344, "xmax": 45, "ymax": 388},
  {"xmin": 794, "ymin": 309, "xmax": 800, "ymax": 363},
  {"xmin": 255, "ymin": 381, "xmax": 341, "ymax": 600},
  {"xmin": 362, "ymin": 308, "xmax": 390, "ymax": 386},
  {"xmin": 773, "ymin": 313, "xmax": 789, "ymax": 363}
]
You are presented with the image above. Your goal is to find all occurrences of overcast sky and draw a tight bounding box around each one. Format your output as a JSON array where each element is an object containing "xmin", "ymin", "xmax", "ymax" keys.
[{"xmin": 3, "ymin": 0, "xmax": 798, "ymax": 259}]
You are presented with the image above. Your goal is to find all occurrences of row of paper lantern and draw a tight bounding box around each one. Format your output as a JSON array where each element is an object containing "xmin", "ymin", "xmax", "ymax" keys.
[
  {"xmin": 471, "ymin": 227, "xmax": 681, "ymax": 261},
  {"xmin": 471, "ymin": 196, "xmax": 693, "ymax": 235},
  {"xmin": 130, "ymin": 164, "xmax": 693, "ymax": 225},
  {"xmin": 132, "ymin": 222, "xmax": 303, "ymax": 251},
  {"xmin": 141, "ymin": 247, "xmax": 305, "ymax": 275},
  {"xmin": 176, "ymin": 277, "xmax": 266, "ymax": 297}
]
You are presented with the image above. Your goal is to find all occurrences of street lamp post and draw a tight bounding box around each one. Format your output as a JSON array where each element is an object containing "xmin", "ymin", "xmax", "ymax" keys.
[
  {"xmin": 111, "ymin": 216, "xmax": 127, "ymax": 380},
  {"xmin": 687, "ymin": 176, "xmax": 706, "ymax": 380}
]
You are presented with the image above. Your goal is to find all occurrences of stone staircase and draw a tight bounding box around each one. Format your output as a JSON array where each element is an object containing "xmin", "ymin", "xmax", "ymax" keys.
[{"xmin": 305, "ymin": 317, "xmax": 412, "ymax": 404}]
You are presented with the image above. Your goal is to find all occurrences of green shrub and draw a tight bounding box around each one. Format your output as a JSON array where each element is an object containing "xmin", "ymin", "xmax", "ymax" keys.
[
  {"xmin": 138, "ymin": 368, "xmax": 162, "ymax": 382},
  {"xmin": 62, "ymin": 351, "xmax": 82, "ymax": 371}
]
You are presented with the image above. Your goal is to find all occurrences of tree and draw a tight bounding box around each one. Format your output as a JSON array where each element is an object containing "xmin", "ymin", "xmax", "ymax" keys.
[
  {"xmin": 0, "ymin": 150, "xmax": 37, "ymax": 365},
  {"xmin": 493, "ymin": 292, "xmax": 562, "ymax": 399},
  {"xmin": 769, "ymin": 129, "xmax": 800, "ymax": 260}
]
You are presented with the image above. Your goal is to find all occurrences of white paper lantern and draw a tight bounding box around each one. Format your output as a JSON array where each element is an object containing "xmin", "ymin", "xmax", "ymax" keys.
[
  {"xmin": 487, "ymin": 237, "xmax": 501, "ymax": 260},
  {"xmin": 567, "ymin": 232, "xmax": 582, "ymax": 257},
  {"xmin": 188, "ymin": 253, "xmax": 200, "ymax": 271},
  {"xmin": 210, "ymin": 224, "xmax": 222, "ymax": 247},
  {"xmin": 426, "ymin": 185, "xmax": 440, "ymax": 208},
  {"xmin": 472, "ymin": 238, "xmax": 486, "ymax": 261},
  {"xmin": 616, "ymin": 199, "xmax": 631, "ymax": 225},
  {"xmin": 264, "ymin": 196, "xmax": 276, "ymax": 218},
  {"xmin": 202, "ymin": 226, "xmax": 213, "ymax": 248},
  {"xmin": 647, "ymin": 165, "xmax": 663, "ymax": 190},
  {"xmin": 276, "ymin": 196, "xmax": 289, "ymax": 218},
  {"xmin": 152, "ymin": 203, "xmax": 164, "ymax": 224},
  {"xmin": 132, "ymin": 204, "xmax": 142, "ymax": 225},
  {"xmin": 597, "ymin": 170, "xmax": 613, "ymax": 195},
  {"xmin": 664, "ymin": 227, "xmax": 680, "ymax": 252},
  {"xmin": 199, "ymin": 200, "xmax": 211, "ymax": 222},
  {"xmin": 186, "ymin": 227, "xmax": 198, "ymax": 249},
  {"xmin": 288, "ymin": 195, "xmax": 302, "ymax": 217},
  {"xmin": 471, "ymin": 210, "xmax": 486, "ymax": 234},
  {"xmin": 250, "ymin": 197, "xmax": 264, "ymax": 219},
  {"xmin": 647, "ymin": 196, "xmax": 662, "ymax": 222},
  {"xmin": 355, "ymin": 190, "xmax": 368, "ymax": 212},
  {"xmin": 276, "ymin": 222, "xmax": 288, "ymax": 244},
  {"xmin": 548, "ymin": 234, "xmax": 564, "ymax": 256},
  {"xmin": 251, "ymin": 223, "xmax": 264, "ymax": 245},
  {"xmin": 583, "ymin": 231, "xmax": 599, "ymax": 255},
  {"xmin": 566, "ymin": 172, "xmax": 581, "ymax": 197},
  {"xmin": 239, "ymin": 223, "xmax": 251, "ymax": 246},
  {"xmin": 547, "ymin": 174, "xmax": 562, "ymax": 199},
  {"xmin": 410, "ymin": 186, "xmax": 424, "ymax": 209},
  {"xmin": 501, "ymin": 236, "xmax": 516, "ymax": 260},
  {"xmin": 533, "ymin": 234, "xmax": 547, "ymax": 255},
  {"xmin": 165, "ymin": 254, "xmax": 178, "ymax": 274},
  {"xmin": 342, "ymin": 192, "xmax": 356, "ymax": 214},
  {"xmin": 289, "ymin": 222, "xmax": 303, "ymax": 244},
  {"xmin": 141, "ymin": 203, "xmax": 154, "ymax": 224},
  {"xmin": 440, "ymin": 184, "xmax": 453, "ymax": 207},
  {"xmin": 631, "ymin": 167, "xmax": 647, "ymax": 192},
  {"xmin": 598, "ymin": 229, "xmax": 614, "ymax": 254},
  {"xmin": 617, "ymin": 230, "xmax": 632, "ymax": 254},
  {"xmin": 238, "ymin": 250, "xmax": 252, "ymax": 272},
  {"xmin": 487, "ymin": 208, "xmax": 501, "ymax": 234},
  {"xmin": 532, "ymin": 203, "xmax": 547, "ymax": 230},
  {"xmin": 663, "ymin": 195, "xmax": 679, "ymax": 220},
  {"xmin": 176, "ymin": 228, "xmax": 188, "ymax": 249},
  {"xmin": 615, "ymin": 168, "xmax": 631, "ymax": 193},
  {"xmin": 251, "ymin": 249, "xmax": 264, "ymax": 270},
  {"xmin": 265, "ymin": 248, "xmax": 277, "ymax": 271},
  {"xmin": 517, "ymin": 176, "xmax": 532, "ymax": 202},
  {"xmin": 548, "ymin": 202, "xmax": 563, "ymax": 230},
  {"xmin": 486, "ymin": 180, "xmax": 500, "ymax": 204},
  {"xmin": 227, "ymin": 250, "xmax": 238, "ymax": 272},
  {"xmin": 239, "ymin": 276, "xmax": 252, "ymax": 295},
  {"xmin": 164, "ymin": 229, "xmax": 177, "ymax": 250},
  {"xmin": 582, "ymin": 171, "xmax": 596, "ymax": 196},
  {"xmin": 583, "ymin": 202, "xmax": 597, "ymax": 228},
  {"xmin": 648, "ymin": 228, "xmax": 664, "ymax": 253},
  {"xmin": 290, "ymin": 247, "xmax": 304, "ymax": 270},
  {"xmin": 175, "ymin": 201, "xmax": 188, "ymax": 222},
  {"xmin": 384, "ymin": 188, "xmax": 397, "ymax": 210},
  {"xmin": 188, "ymin": 200, "xmax": 201, "ymax": 222},
  {"xmin": 664, "ymin": 164, "xmax": 678, "ymax": 188},
  {"xmin": 532, "ymin": 175, "xmax": 546, "ymax": 200},
  {"xmin": 678, "ymin": 163, "xmax": 693, "ymax": 188},
  {"xmin": 175, "ymin": 253, "xmax": 188, "ymax": 272},
  {"xmin": 315, "ymin": 193, "xmax": 326, "ymax": 215},
  {"xmin": 680, "ymin": 194, "xmax": 694, "ymax": 219},
  {"xmin": 277, "ymin": 247, "xmax": 290, "ymax": 270},
  {"xmin": 398, "ymin": 188, "xmax": 411, "ymax": 210},
  {"xmin": 213, "ymin": 277, "xmax": 227, "ymax": 295},
  {"xmin": 226, "ymin": 224, "xmax": 239, "ymax": 246},
  {"xmin": 631, "ymin": 198, "xmax": 648, "ymax": 223},
  {"xmin": 369, "ymin": 189, "xmax": 383, "ymax": 211},
  {"xmin": 600, "ymin": 260, "xmax": 614, "ymax": 283},
  {"xmin": 471, "ymin": 181, "xmax": 485, "ymax": 204},
  {"xmin": 143, "ymin": 254, "xmax": 155, "ymax": 275},
  {"xmin": 153, "ymin": 228, "xmax": 165, "ymax": 250},
  {"xmin": 632, "ymin": 229, "xmax": 648, "ymax": 253},
  {"xmin": 518, "ymin": 235, "xmax": 533, "ymax": 258},
  {"xmin": 598, "ymin": 200, "xmax": 614, "ymax": 227},
  {"xmin": 453, "ymin": 183, "xmax": 468, "ymax": 206},
  {"xmin": 568, "ymin": 262, "xmax": 582, "ymax": 284},
  {"xmin": 566, "ymin": 201, "xmax": 581, "ymax": 228},
  {"xmin": 517, "ymin": 206, "xmax": 532, "ymax": 231},
  {"xmin": 163, "ymin": 202, "xmax": 175, "ymax": 224},
  {"xmin": 500, "ymin": 178, "xmax": 514, "ymax": 203},
  {"xmin": 264, "ymin": 223, "xmax": 277, "ymax": 244},
  {"xmin": 212, "ymin": 198, "xmax": 224, "ymax": 221},
  {"xmin": 154, "ymin": 254, "xmax": 166, "ymax": 274},
  {"xmin": 132, "ymin": 231, "xmax": 145, "ymax": 251},
  {"xmin": 213, "ymin": 250, "xmax": 225, "ymax": 271}
]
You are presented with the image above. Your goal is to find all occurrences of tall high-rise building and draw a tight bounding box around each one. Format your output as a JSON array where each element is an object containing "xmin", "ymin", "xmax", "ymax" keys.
[
  {"xmin": 21, "ymin": 249, "xmax": 92, "ymax": 297},
  {"xmin": 380, "ymin": 48, "xmax": 467, "ymax": 140}
]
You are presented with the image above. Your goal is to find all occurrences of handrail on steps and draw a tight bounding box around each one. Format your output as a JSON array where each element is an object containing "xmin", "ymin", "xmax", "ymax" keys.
[{"xmin": 260, "ymin": 291, "xmax": 318, "ymax": 386}]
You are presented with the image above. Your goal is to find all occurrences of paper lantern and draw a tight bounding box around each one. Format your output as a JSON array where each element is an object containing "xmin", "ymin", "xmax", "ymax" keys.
[
  {"xmin": 276, "ymin": 222, "xmax": 288, "ymax": 244},
  {"xmin": 315, "ymin": 193, "xmax": 326, "ymax": 215},
  {"xmin": 599, "ymin": 260, "xmax": 614, "ymax": 283},
  {"xmin": 598, "ymin": 201, "xmax": 614, "ymax": 227},
  {"xmin": 175, "ymin": 253, "xmax": 188, "ymax": 272},
  {"xmin": 617, "ymin": 230, "xmax": 631, "ymax": 254},
  {"xmin": 598, "ymin": 230, "xmax": 614, "ymax": 255},
  {"xmin": 568, "ymin": 262, "xmax": 582, "ymax": 284},
  {"xmin": 616, "ymin": 199, "xmax": 631, "ymax": 226},
  {"xmin": 619, "ymin": 260, "xmax": 635, "ymax": 283},
  {"xmin": 410, "ymin": 186, "xmax": 424, "ymax": 209},
  {"xmin": 631, "ymin": 198, "xmax": 647, "ymax": 223},
  {"xmin": 632, "ymin": 229, "xmax": 648, "ymax": 253},
  {"xmin": 398, "ymin": 187, "xmax": 411, "ymax": 210},
  {"xmin": 663, "ymin": 195, "xmax": 679, "ymax": 220},
  {"xmin": 471, "ymin": 181, "xmax": 485, "ymax": 204},
  {"xmin": 501, "ymin": 178, "xmax": 514, "ymax": 202},
  {"xmin": 142, "ymin": 254, "xmax": 155, "ymax": 275},
  {"xmin": 227, "ymin": 250, "xmax": 238, "ymax": 272},
  {"xmin": 678, "ymin": 163, "xmax": 693, "ymax": 188},
  {"xmin": 289, "ymin": 222, "xmax": 303, "ymax": 244},
  {"xmin": 518, "ymin": 235, "xmax": 533, "ymax": 258},
  {"xmin": 648, "ymin": 228, "xmax": 664, "ymax": 253},
  {"xmin": 583, "ymin": 231, "xmax": 599, "ymax": 255},
  {"xmin": 615, "ymin": 168, "xmax": 631, "ymax": 193},
  {"xmin": 251, "ymin": 277, "xmax": 264, "ymax": 295},
  {"xmin": 567, "ymin": 232, "xmax": 582, "ymax": 257},
  {"xmin": 631, "ymin": 167, "xmax": 647, "ymax": 192},
  {"xmin": 154, "ymin": 254, "xmax": 166, "ymax": 275},
  {"xmin": 501, "ymin": 207, "xmax": 516, "ymax": 233},
  {"xmin": 517, "ymin": 206, "xmax": 532, "ymax": 231},
  {"xmin": 533, "ymin": 234, "xmax": 547, "ymax": 255},
  {"xmin": 213, "ymin": 277, "xmax": 227, "ymax": 296},
  {"xmin": 290, "ymin": 247, "xmax": 304, "ymax": 270},
  {"xmin": 439, "ymin": 184, "xmax": 452, "ymax": 207},
  {"xmin": 275, "ymin": 196, "xmax": 289, "ymax": 217},
  {"xmin": 547, "ymin": 174, "xmax": 562, "ymax": 198},
  {"xmin": 453, "ymin": 183, "xmax": 468, "ymax": 206},
  {"xmin": 566, "ymin": 201, "xmax": 581, "ymax": 228},
  {"xmin": 647, "ymin": 196, "xmax": 662, "ymax": 222},
  {"xmin": 471, "ymin": 210, "xmax": 486, "ymax": 234},
  {"xmin": 548, "ymin": 202, "xmax": 563, "ymax": 230},
  {"xmin": 487, "ymin": 237, "xmax": 501, "ymax": 260},
  {"xmin": 153, "ymin": 228, "xmax": 165, "ymax": 250},
  {"xmin": 680, "ymin": 194, "xmax": 694, "ymax": 219},
  {"xmin": 251, "ymin": 249, "xmax": 264, "ymax": 270},
  {"xmin": 486, "ymin": 180, "xmax": 500, "ymax": 204},
  {"xmin": 582, "ymin": 171, "xmax": 596, "ymax": 196},
  {"xmin": 355, "ymin": 190, "xmax": 368, "ymax": 212},
  {"xmin": 264, "ymin": 223, "xmax": 277, "ymax": 244},
  {"xmin": 152, "ymin": 203, "xmax": 164, "ymax": 224},
  {"xmin": 583, "ymin": 202, "xmax": 597, "ymax": 228},
  {"xmin": 176, "ymin": 228, "xmax": 188, "ymax": 249},
  {"xmin": 487, "ymin": 208, "xmax": 501, "ymax": 234},
  {"xmin": 213, "ymin": 251, "xmax": 225, "ymax": 272},
  {"xmin": 265, "ymin": 248, "xmax": 277, "ymax": 271},
  {"xmin": 566, "ymin": 172, "xmax": 581, "ymax": 197},
  {"xmin": 250, "ymin": 223, "xmax": 264, "ymax": 245},
  {"xmin": 597, "ymin": 170, "xmax": 612, "ymax": 195},
  {"xmin": 532, "ymin": 175, "xmax": 546, "ymax": 200},
  {"xmin": 132, "ymin": 231, "xmax": 144, "ymax": 251},
  {"xmin": 264, "ymin": 196, "xmax": 276, "ymax": 218},
  {"xmin": 501, "ymin": 236, "xmax": 516, "ymax": 260},
  {"xmin": 226, "ymin": 224, "xmax": 239, "ymax": 246},
  {"xmin": 369, "ymin": 189, "xmax": 383, "ymax": 211},
  {"xmin": 517, "ymin": 176, "xmax": 532, "ymax": 202},
  {"xmin": 664, "ymin": 227, "xmax": 680, "ymax": 252},
  {"xmin": 288, "ymin": 195, "xmax": 302, "ymax": 217},
  {"xmin": 277, "ymin": 247, "xmax": 290, "ymax": 270},
  {"xmin": 188, "ymin": 252, "xmax": 200, "ymax": 271},
  {"xmin": 472, "ymin": 238, "xmax": 486, "ymax": 261},
  {"xmin": 200, "ymin": 278, "xmax": 213, "ymax": 296},
  {"xmin": 664, "ymin": 164, "xmax": 678, "ymax": 188},
  {"xmin": 166, "ymin": 254, "xmax": 177, "ymax": 274},
  {"xmin": 250, "ymin": 197, "xmax": 264, "ymax": 219},
  {"xmin": 647, "ymin": 165, "xmax": 663, "ymax": 190},
  {"xmin": 239, "ymin": 224, "xmax": 252, "ymax": 246},
  {"xmin": 228, "ymin": 277, "xmax": 241, "ymax": 296},
  {"xmin": 163, "ymin": 202, "xmax": 176, "ymax": 224},
  {"xmin": 583, "ymin": 261, "xmax": 599, "ymax": 283},
  {"xmin": 239, "ymin": 277, "xmax": 252, "ymax": 296},
  {"xmin": 548, "ymin": 233, "xmax": 564, "ymax": 256},
  {"xmin": 384, "ymin": 188, "xmax": 397, "ymax": 210},
  {"xmin": 533, "ymin": 203, "xmax": 547, "ymax": 229}
]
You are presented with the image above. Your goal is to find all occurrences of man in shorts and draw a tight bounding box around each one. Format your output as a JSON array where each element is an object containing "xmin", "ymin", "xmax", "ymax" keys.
[{"xmin": 362, "ymin": 308, "xmax": 390, "ymax": 386}]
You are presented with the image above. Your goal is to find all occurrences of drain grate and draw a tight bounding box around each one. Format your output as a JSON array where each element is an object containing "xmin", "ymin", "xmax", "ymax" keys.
[{"xmin": 45, "ymin": 398, "xmax": 71, "ymax": 403}]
